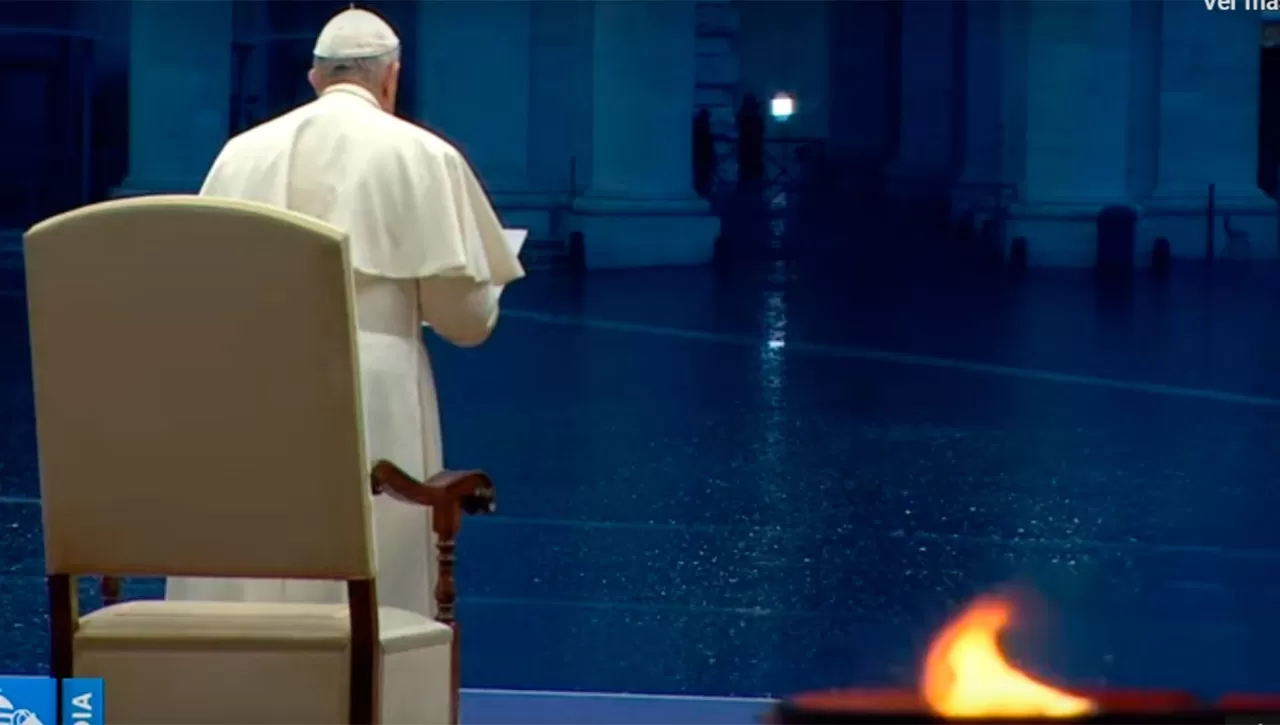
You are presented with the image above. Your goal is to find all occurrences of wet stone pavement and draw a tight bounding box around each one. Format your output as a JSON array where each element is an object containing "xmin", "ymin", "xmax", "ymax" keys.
[{"xmin": 1, "ymin": 260, "xmax": 1279, "ymax": 698}]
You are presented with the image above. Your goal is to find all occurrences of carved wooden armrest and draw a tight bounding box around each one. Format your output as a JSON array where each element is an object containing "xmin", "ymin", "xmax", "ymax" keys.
[
  {"xmin": 371, "ymin": 460, "xmax": 495, "ymax": 618},
  {"xmin": 369, "ymin": 461, "xmax": 496, "ymax": 519},
  {"xmin": 370, "ymin": 460, "xmax": 494, "ymax": 725},
  {"xmin": 367, "ymin": 460, "xmax": 494, "ymax": 622}
]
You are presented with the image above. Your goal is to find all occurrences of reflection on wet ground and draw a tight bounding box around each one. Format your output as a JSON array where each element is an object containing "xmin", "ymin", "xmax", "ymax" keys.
[{"xmin": 1, "ymin": 257, "xmax": 1278, "ymax": 697}]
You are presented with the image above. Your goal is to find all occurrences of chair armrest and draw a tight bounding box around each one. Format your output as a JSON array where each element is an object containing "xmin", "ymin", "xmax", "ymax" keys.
[
  {"xmin": 369, "ymin": 461, "xmax": 496, "ymax": 519},
  {"xmin": 369, "ymin": 459, "xmax": 494, "ymax": 620},
  {"xmin": 371, "ymin": 460, "xmax": 494, "ymax": 725}
]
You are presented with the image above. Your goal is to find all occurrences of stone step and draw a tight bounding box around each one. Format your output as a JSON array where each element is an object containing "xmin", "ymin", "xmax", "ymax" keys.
[
  {"xmin": 695, "ymin": 0, "xmax": 740, "ymax": 136},
  {"xmin": 696, "ymin": 35, "xmax": 738, "ymax": 87}
]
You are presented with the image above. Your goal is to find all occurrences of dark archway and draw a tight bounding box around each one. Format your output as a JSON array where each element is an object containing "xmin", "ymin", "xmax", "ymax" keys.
[
  {"xmin": 0, "ymin": 29, "xmax": 96, "ymax": 229},
  {"xmin": 1259, "ymin": 23, "xmax": 1280, "ymax": 198}
]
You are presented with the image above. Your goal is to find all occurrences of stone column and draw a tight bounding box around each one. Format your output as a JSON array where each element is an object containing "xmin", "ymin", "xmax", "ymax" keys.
[
  {"xmin": 527, "ymin": 0, "xmax": 593, "ymax": 242},
  {"xmin": 228, "ymin": 1, "xmax": 269, "ymax": 134},
  {"xmin": 886, "ymin": 0, "xmax": 961, "ymax": 196},
  {"xmin": 1004, "ymin": 0, "xmax": 1161, "ymax": 266},
  {"xmin": 1143, "ymin": 2, "xmax": 1275, "ymax": 260},
  {"xmin": 417, "ymin": 0, "xmax": 552, "ymax": 235},
  {"xmin": 952, "ymin": 0, "xmax": 1007, "ymax": 218},
  {"xmin": 826, "ymin": 0, "xmax": 895, "ymax": 165},
  {"xmin": 117, "ymin": 0, "xmax": 233, "ymax": 195},
  {"xmin": 571, "ymin": 1, "xmax": 720, "ymax": 268}
]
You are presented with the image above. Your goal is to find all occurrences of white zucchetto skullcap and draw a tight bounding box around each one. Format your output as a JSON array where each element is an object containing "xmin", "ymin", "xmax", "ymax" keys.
[{"xmin": 313, "ymin": 8, "xmax": 400, "ymax": 60}]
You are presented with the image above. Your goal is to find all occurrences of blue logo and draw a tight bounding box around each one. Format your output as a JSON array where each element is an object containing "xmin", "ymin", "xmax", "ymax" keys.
[
  {"xmin": 61, "ymin": 679, "xmax": 102, "ymax": 725},
  {"xmin": 0, "ymin": 677, "xmax": 104, "ymax": 725},
  {"xmin": 0, "ymin": 675, "xmax": 56, "ymax": 725}
]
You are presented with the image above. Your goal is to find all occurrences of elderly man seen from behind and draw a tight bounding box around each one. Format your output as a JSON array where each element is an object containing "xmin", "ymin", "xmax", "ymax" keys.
[{"xmin": 165, "ymin": 7, "xmax": 525, "ymax": 619}]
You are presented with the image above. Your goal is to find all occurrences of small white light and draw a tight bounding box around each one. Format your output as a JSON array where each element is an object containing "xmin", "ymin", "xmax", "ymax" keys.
[{"xmin": 770, "ymin": 93, "xmax": 795, "ymax": 121}]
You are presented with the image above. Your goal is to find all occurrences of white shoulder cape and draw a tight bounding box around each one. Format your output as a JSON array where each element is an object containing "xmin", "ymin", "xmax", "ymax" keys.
[{"xmin": 200, "ymin": 84, "xmax": 524, "ymax": 286}]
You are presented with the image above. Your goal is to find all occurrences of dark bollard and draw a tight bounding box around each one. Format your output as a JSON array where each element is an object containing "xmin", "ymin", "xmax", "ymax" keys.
[
  {"xmin": 1151, "ymin": 237, "xmax": 1171, "ymax": 277},
  {"xmin": 1008, "ymin": 236, "xmax": 1028, "ymax": 271},
  {"xmin": 568, "ymin": 231, "xmax": 586, "ymax": 273},
  {"xmin": 1096, "ymin": 205, "xmax": 1137, "ymax": 277}
]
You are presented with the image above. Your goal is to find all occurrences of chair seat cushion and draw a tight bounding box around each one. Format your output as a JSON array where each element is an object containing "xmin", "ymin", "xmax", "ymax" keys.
[
  {"xmin": 73, "ymin": 601, "xmax": 454, "ymax": 723},
  {"xmin": 78, "ymin": 600, "xmax": 452, "ymax": 652}
]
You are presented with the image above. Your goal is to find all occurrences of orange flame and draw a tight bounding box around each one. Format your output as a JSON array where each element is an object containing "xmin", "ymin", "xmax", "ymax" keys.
[{"xmin": 921, "ymin": 595, "xmax": 1096, "ymax": 719}]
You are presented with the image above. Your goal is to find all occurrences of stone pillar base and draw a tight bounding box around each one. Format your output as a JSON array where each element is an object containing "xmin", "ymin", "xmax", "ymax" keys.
[
  {"xmin": 1005, "ymin": 200, "xmax": 1122, "ymax": 268},
  {"xmin": 570, "ymin": 196, "xmax": 720, "ymax": 268},
  {"xmin": 491, "ymin": 192, "xmax": 562, "ymax": 242},
  {"xmin": 1007, "ymin": 194, "xmax": 1280, "ymax": 268},
  {"xmin": 1141, "ymin": 189, "xmax": 1277, "ymax": 262}
]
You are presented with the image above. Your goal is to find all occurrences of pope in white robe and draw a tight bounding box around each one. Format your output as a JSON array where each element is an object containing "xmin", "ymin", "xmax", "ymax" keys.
[{"xmin": 164, "ymin": 8, "xmax": 525, "ymax": 618}]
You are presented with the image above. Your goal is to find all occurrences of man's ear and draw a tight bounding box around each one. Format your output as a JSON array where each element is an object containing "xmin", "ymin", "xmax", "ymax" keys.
[
  {"xmin": 307, "ymin": 68, "xmax": 321, "ymax": 95},
  {"xmin": 387, "ymin": 60, "xmax": 402, "ymax": 92},
  {"xmin": 381, "ymin": 60, "xmax": 402, "ymax": 110}
]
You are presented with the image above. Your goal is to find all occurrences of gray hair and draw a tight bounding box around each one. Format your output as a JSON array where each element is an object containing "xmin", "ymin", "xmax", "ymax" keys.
[{"xmin": 311, "ymin": 47, "xmax": 400, "ymax": 88}]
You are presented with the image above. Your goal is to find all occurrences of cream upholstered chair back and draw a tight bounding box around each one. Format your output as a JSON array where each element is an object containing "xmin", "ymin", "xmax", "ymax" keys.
[{"xmin": 26, "ymin": 195, "xmax": 374, "ymax": 582}]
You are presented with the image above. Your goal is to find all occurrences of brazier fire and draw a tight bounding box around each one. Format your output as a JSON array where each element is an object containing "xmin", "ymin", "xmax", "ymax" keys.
[{"xmin": 770, "ymin": 595, "xmax": 1280, "ymax": 725}]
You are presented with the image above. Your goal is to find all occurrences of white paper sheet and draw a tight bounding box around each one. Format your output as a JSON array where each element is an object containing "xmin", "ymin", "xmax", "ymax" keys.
[
  {"xmin": 423, "ymin": 228, "xmax": 529, "ymax": 330},
  {"xmin": 489, "ymin": 228, "xmax": 528, "ymax": 305},
  {"xmin": 503, "ymin": 228, "xmax": 528, "ymax": 258}
]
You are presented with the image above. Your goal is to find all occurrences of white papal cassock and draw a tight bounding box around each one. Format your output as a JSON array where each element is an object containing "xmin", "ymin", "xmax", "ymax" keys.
[{"xmin": 164, "ymin": 82, "xmax": 525, "ymax": 618}]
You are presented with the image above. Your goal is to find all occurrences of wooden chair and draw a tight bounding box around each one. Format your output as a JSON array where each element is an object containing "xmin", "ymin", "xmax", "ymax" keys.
[{"xmin": 25, "ymin": 195, "xmax": 492, "ymax": 724}]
